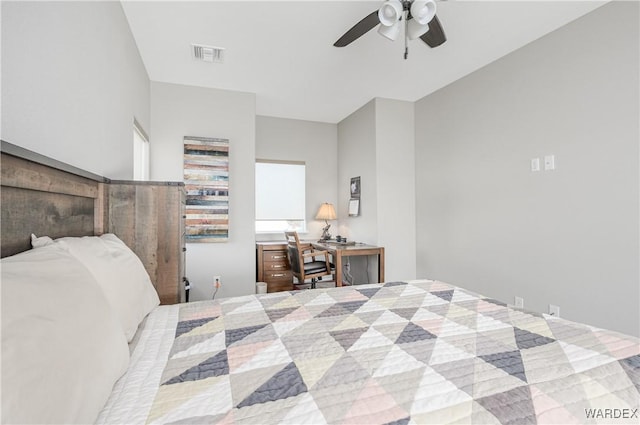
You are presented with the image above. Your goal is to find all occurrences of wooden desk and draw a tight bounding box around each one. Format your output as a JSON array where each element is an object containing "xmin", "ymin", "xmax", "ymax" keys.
[{"xmin": 312, "ymin": 242, "xmax": 385, "ymax": 287}]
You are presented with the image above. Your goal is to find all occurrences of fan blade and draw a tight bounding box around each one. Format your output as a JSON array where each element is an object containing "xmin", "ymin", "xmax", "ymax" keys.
[
  {"xmin": 420, "ymin": 15, "xmax": 446, "ymax": 48},
  {"xmin": 334, "ymin": 10, "xmax": 380, "ymax": 47}
]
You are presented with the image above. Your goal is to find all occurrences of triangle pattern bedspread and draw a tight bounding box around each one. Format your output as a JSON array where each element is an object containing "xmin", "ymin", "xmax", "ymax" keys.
[{"xmin": 98, "ymin": 280, "xmax": 640, "ymax": 424}]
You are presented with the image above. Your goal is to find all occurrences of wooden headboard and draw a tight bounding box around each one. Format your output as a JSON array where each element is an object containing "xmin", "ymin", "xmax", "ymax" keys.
[
  {"xmin": 1, "ymin": 141, "xmax": 108, "ymax": 257},
  {"xmin": 1, "ymin": 140, "xmax": 184, "ymax": 305}
]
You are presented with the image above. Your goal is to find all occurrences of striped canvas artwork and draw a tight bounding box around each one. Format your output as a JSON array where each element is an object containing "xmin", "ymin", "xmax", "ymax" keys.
[{"xmin": 183, "ymin": 137, "xmax": 229, "ymax": 242}]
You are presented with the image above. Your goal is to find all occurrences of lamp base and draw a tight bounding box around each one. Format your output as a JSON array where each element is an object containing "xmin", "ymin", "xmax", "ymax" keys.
[{"xmin": 320, "ymin": 223, "xmax": 332, "ymax": 241}]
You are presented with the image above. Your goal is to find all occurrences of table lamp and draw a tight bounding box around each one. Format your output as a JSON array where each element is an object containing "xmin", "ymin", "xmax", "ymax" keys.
[{"xmin": 316, "ymin": 203, "xmax": 337, "ymax": 241}]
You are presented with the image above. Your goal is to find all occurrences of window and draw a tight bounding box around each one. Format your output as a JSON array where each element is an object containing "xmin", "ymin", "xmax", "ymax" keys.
[
  {"xmin": 255, "ymin": 160, "xmax": 306, "ymax": 233},
  {"xmin": 133, "ymin": 119, "xmax": 149, "ymax": 180}
]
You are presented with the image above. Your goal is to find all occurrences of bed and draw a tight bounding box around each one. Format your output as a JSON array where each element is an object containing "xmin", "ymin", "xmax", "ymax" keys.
[
  {"xmin": 96, "ymin": 279, "xmax": 639, "ymax": 425},
  {"xmin": 2, "ymin": 144, "xmax": 639, "ymax": 424}
]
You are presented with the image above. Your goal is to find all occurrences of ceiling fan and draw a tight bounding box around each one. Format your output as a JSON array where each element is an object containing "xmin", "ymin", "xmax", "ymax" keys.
[{"xmin": 334, "ymin": 0, "xmax": 446, "ymax": 59}]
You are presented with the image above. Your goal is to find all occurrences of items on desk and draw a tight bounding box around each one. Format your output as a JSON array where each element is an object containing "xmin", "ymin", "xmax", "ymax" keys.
[{"xmin": 322, "ymin": 237, "xmax": 355, "ymax": 246}]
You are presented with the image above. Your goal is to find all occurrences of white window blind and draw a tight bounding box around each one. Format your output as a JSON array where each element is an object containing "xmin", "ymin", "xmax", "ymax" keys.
[{"xmin": 255, "ymin": 160, "xmax": 305, "ymax": 233}]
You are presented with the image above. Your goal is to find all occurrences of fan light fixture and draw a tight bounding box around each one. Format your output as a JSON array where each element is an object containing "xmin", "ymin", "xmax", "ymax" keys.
[
  {"xmin": 408, "ymin": 0, "xmax": 436, "ymax": 39},
  {"xmin": 332, "ymin": 0, "xmax": 446, "ymax": 57},
  {"xmin": 377, "ymin": 0, "xmax": 437, "ymax": 58},
  {"xmin": 378, "ymin": 0, "xmax": 403, "ymax": 40}
]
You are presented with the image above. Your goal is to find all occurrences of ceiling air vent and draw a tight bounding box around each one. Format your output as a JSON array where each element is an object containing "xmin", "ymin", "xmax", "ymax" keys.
[{"xmin": 192, "ymin": 44, "xmax": 224, "ymax": 63}]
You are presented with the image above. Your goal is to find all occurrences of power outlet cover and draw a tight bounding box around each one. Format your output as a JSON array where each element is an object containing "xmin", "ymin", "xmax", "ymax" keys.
[
  {"xmin": 514, "ymin": 296, "xmax": 524, "ymax": 309},
  {"xmin": 544, "ymin": 155, "xmax": 555, "ymax": 171}
]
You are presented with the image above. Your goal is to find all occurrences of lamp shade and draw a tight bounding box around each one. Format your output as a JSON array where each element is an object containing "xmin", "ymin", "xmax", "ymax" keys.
[
  {"xmin": 378, "ymin": 22, "xmax": 401, "ymax": 41},
  {"xmin": 410, "ymin": 0, "xmax": 437, "ymax": 25},
  {"xmin": 315, "ymin": 203, "xmax": 337, "ymax": 221},
  {"xmin": 407, "ymin": 19, "xmax": 429, "ymax": 40},
  {"xmin": 378, "ymin": 0, "xmax": 403, "ymax": 27}
]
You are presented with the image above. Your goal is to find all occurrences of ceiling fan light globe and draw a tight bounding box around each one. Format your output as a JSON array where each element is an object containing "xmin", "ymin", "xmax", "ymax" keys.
[
  {"xmin": 378, "ymin": 22, "xmax": 401, "ymax": 41},
  {"xmin": 378, "ymin": 0, "xmax": 403, "ymax": 26},
  {"xmin": 407, "ymin": 19, "xmax": 429, "ymax": 40},
  {"xmin": 410, "ymin": 0, "xmax": 437, "ymax": 25}
]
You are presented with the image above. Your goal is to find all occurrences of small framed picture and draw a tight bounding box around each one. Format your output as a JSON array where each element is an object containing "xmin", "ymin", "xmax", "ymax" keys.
[
  {"xmin": 348, "ymin": 198, "xmax": 360, "ymax": 217},
  {"xmin": 350, "ymin": 176, "xmax": 361, "ymax": 199}
]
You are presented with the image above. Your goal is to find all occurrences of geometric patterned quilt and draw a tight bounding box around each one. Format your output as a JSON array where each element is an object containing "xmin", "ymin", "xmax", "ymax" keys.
[{"xmin": 97, "ymin": 280, "xmax": 639, "ymax": 424}]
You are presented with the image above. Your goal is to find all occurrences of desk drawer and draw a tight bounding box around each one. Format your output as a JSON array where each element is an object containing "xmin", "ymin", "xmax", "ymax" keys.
[
  {"xmin": 264, "ymin": 261, "xmax": 289, "ymax": 272},
  {"xmin": 268, "ymin": 281, "xmax": 294, "ymax": 293},
  {"xmin": 265, "ymin": 270, "xmax": 292, "ymax": 282},
  {"xmin": 264, "ymin": 251, "xmax": 288, "ymax": 262}
]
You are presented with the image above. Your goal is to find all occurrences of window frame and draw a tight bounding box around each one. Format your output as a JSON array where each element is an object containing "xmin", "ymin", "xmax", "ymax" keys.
[{"xmin": 133, "ymin": 118, "xmax": 149, "ymax": 181}]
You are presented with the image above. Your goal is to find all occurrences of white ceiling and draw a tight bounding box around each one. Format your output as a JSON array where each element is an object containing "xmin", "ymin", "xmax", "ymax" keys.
[{"xmin": 121, "ymin": 1, "xmax": 606, "ymax": 124}]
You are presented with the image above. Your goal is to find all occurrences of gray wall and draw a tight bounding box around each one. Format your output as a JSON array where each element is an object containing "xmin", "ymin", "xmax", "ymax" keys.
[
  {"xmin": 337, "ymin": 98, "xmax": 417, "ymax": 284},
  {"xmin": 338, "ymin": 100, "xmax": 379, "ymax": 246},
  {"xmin": 375, "ymin": 99, "xmax": 417, "ymax": 282},
  {"xmin": 255, "ymin": 116, "xmax": 338, "ymax": 241},
  {"xmin": 150, "ymin": 82, "xmax": 256, "ymax": 300},
  {"xmin": 337, "ymin": 100, "xmax": 379, "ymax": 284},
  {"xmin": 1, "ymin": 1, "xmax": 150, "ymax": 179},
  {"xmin": 415, "ymin": 2, "xmax": 639, "ymax": 336}
]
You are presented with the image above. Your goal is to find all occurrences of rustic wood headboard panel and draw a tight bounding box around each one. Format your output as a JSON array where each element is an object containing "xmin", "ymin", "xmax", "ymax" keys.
[
  {"xmin": 1, "ymin": 141, "xmax": 184, "ymax": 305},
  {"xmin": 1, "ymin": 141, "xmax": 108, "ymax": 257}
]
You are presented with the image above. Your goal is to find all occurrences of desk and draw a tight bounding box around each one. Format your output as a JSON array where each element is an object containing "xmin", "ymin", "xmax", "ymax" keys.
[{"xmin": 312, "ymin": 242, "xmax": 385, "ymax": 287}]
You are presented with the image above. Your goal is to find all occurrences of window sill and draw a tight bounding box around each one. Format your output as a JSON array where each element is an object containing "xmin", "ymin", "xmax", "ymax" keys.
[{"xmin": 256, "ymin": 231, "xmax": 310, "ymax": 243}]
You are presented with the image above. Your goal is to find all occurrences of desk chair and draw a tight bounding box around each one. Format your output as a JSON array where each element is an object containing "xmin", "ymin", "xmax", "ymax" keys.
[{"xmin": 285, "ymin": 231, "xmax": 333, "ymax": 289}]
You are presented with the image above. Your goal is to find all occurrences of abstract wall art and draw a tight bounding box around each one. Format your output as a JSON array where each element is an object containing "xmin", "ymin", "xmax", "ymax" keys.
[{"xmin": 183, "ymin": 136, "xmax": 229, "ymax": 242}]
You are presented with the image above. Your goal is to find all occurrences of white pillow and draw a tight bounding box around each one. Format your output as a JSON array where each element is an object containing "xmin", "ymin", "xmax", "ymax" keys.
[
  {"xmin": 53, "ymin": 234, "xmax": 160, "ymax": 341},
  {"xmin": 30, "ymin": 233, "xmax": 53, "ymax": 248},
  {"xmin": 1, "ymin": 244, "xmax": 130, "ymax": 424}
]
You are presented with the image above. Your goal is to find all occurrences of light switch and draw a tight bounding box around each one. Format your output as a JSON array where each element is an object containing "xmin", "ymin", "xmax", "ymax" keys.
[
  {"xmin": 531, "ymin": 158, "xmax": 540, "ymax": 172},
  {"xmin": 544, "ymin": 155, "xmax": 555, "ymax": 171}
]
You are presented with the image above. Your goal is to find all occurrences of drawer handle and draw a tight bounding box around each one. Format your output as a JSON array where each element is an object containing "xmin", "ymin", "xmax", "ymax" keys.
[
  {"xmin": 273, "ymin": 264, "xmax": 285, "ymax": 269},
  {"xmin": 272, "ymin": 273, "xmax": 285, "ymax": 277},
  {"xmin": 273, "ymin": 255, "xmax": 286, "ymax": 259}
]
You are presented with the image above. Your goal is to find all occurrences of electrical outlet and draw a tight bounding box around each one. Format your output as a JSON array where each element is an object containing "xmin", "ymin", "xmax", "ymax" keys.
[
  {"xmin": 544, "ymin": 154, "xmax": 556, "ymax": 171},
  {"xmin": 549, "ymin": 304, "xmax": 560, "ymax": 317},
  {"xmin": 213, "ymin": 276, "xmax": 221, "ymax": 288},
  {"xmin": 514, "ymin": 296, "xmax": 524, "ymax": 309}
]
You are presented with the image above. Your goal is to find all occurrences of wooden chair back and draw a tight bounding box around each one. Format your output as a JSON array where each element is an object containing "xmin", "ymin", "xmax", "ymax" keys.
[
  {"xmin": 285, "ymin": 231, "xmax": 303, "ymax": 278},
  {"xmin": 284, "ymin": 231, "xmax": 332, "ymax": 286}
]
